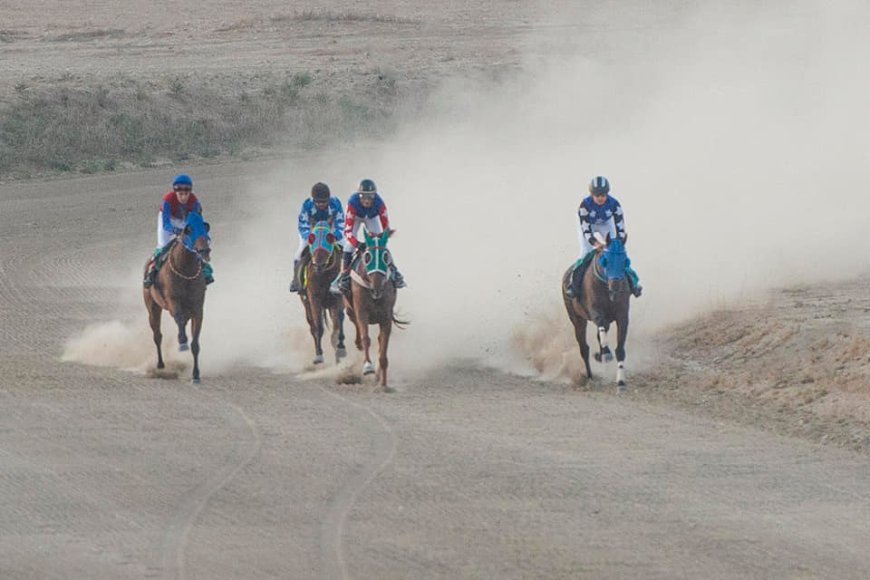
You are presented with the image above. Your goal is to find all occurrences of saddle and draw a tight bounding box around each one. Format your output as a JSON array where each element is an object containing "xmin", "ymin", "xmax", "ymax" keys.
[{"xmin": 567, "ymin": 251, "xmax": 597, "ymax": 298}]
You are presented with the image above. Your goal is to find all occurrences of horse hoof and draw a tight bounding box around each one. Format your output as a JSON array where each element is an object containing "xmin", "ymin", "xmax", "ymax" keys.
[
  {"xmin": 336, "ymin": 348, "xmax": 347, "ymax": 359},
  {"xmin": 603, "ymin": 353, "xmax": 614, "ymax": 363},
  {"xmin": 617, "ymin": 381, "xmax": 627, "ymax": 392},
  {"xmin": 593, "ymin": 353, "xmax": 602, "ymax": 362},
  {"xmin": 384, "ymin": 385, "xmax": 396, "ymax": 394},
  {"xmin": 313, "ymin": 355, "xmax": 324, "ymax": 365},
  {"xmin": 179, "ymin": 343, "xmax": 189, "ymax": 352},
  {"xmin": 192, "ymin": 377, "xmax": 201, "ymax": 384},
  {"xmin": 362, "ymin": 362, "xmax": 375, "ymax": 375}
]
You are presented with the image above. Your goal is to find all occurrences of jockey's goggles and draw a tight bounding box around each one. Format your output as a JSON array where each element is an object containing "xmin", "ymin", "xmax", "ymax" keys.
[{"xmin": 359, "ymin": 192, "xmax": 375, "ymax": 200}]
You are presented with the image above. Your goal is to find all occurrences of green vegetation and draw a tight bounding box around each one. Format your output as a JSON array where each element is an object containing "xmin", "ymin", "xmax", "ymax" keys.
[{"xmin": 0, "ymin": 70, "xmax": 403, "ymax": 178}]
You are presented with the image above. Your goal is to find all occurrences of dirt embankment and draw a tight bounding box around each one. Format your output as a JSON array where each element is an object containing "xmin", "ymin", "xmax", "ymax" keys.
[{"xmin": 632, "ymin": 279, "xmax": 870, "ymax": 453}]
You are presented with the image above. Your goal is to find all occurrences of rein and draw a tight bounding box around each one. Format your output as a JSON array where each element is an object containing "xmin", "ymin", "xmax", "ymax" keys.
[{"xmin": 167, "ymin": 244, "xmax": 203, "ymax": 281}]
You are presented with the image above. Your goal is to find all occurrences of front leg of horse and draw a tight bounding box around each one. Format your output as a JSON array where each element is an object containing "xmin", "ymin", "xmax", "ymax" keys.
[
  {"xmin": 146, "ymin": 297, "xmax": 164, "ymax": 369},
  {"xmin": 332, "ymin": 306, "xmax": 347, "ymax": 363},
  {"xmin": 593, "ymin": 322, "xmax": 613, "ymax": 363},
  {"xmin": 615, "ymin": 316, "xmax": 629, "ymax": 392},
  {"xmin": 190, "ymin": 314, "xmax": 203, "ymax": 384},
  {"xmin": 358, "ymin": 320, "xmax": 375, "ymax": 376},
  {"xmin": 310, "ymin": 301, "xmax": 325, "ymax": 365},
  {"xmin": 377, "ymin": 321, "xmax": 393, "ymax": 392},
  {"xmin": 173, "ymin": 312, "xmax": 189, "ymax": 352}
]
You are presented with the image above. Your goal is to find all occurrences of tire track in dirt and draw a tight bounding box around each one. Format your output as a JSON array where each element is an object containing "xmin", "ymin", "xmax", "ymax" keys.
[
  {"xmin": 157, "ymin": 389, "xmax": 262, "ymax": 580},
  {"xmin": 315, "ymin": 385, "xmax": 397, "ymax": 580}
]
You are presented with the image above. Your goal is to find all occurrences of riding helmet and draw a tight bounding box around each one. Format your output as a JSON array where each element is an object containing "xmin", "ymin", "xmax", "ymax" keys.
[
  {"xmin": 357, "ymin": 179, "xmax": 377, "ymax": 196},
  {"xmin": 589, "ymin": 176, "xmax": 610, "ymax": 196},
  {"xmin": 172, "ymin": 173, "xmax": 193, "ymax": 187},
  {"xmin": 311, "ymin": 182, "xmax": 331, "ymax": 201}
]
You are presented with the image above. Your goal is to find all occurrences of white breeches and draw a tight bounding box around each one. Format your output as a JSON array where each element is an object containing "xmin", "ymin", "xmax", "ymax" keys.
[
  {"xmin": 344, "ymin": 216, "xmax": 384, "ymax": 254},
  {"xmin": 578, "ymin": 222, "xmax": 616, "ymax": 258},
  {"xmin": 157, "ymin": 212, "xmax": 184, "ymax": 248}
]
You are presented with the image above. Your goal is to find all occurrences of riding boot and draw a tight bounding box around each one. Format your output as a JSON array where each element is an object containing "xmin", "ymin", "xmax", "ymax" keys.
[
  {"xmin": 143, "ymin": 258, "xmax": 157, "ymax": 288},
  {"xmin": 391, "ymin": 267, "xmax": 407, "ymax": 289},
  {"xmin": 202, "ymin": 262, "xmax": 214, "ymax": 285},
  {"xmin": 626, "ymin": 266, "xmax": 642, "ymax": 297},
  {"xmin": 289, "ymin": 259, "xmax": 302, "ymax": 293},
  {"xmin": 565, "ymin": 255, "xmax": 590, "ymax": 299},
  {"xmin": 330, "ymin": 252, "xmax": 353, "ymax": 295}
]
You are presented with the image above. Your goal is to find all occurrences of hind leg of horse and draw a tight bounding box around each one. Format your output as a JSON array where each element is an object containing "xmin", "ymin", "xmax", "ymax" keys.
[
  {"xmin": 331, "ymin": 305, "xmax": 347, "ymax": 362},
  {"xmin": 615, "ymin": 316, "xmax": 629, "ymax": 391},
  {"xmin": 147, "ymin": 298, "xmax": 165, "ymax": 369},
  {"xmin": 190, "ymin": 313, "xmax": 202, "ymax": 383},
  {"xmin": 345, "ymin": 302, "xmax": 362, "ymax": 351},
  {"xmin": 377, "ymin": 321, "xmax": 393, "ymax": 391},
  {"xmin": 173, "ymin": 312, "xmax": 189, "ymax": 352},
  {"xmin": 357, "ymin": 314, "xmax": 374, "ymax": 376}
]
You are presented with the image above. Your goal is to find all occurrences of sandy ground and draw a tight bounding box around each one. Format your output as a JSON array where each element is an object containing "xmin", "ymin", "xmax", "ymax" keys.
[
  {"xmin": 1, "ymin": 165, "xmax": 869, "ymax": 579},
  {"xmin": 2, "ymin": 1, "xmax": 870, "ymax": 578}
]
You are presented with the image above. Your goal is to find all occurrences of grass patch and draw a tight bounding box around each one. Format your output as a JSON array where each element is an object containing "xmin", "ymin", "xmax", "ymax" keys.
[{"xmin": 0, "ymin": 71, "xmax": 404, "ymax": 178}]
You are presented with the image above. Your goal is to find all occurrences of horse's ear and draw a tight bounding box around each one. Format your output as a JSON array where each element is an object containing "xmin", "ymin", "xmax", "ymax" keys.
[
  {"xmin": 606, "ymin": 232, "xmax": 612, "ymax": 243},
  {"xmin": 203, "ymin": 222, "xmax": 210, "ymax": 232}
]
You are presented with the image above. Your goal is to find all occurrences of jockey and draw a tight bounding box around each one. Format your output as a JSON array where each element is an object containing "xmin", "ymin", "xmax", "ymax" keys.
[
  {"xmin": 143, "ymin": 173, "xmax": 213, "ymax": 287},
  {"xmin": 567, "ymin": 176, "xmax": 642, "ymax": 298},
  {"xmin": 289, "ymin": 182, "xmax": 345, "ymax": 293},
  {"xmin": 329, "ymin": 178, "xmax": 406, "ymax": 294}
]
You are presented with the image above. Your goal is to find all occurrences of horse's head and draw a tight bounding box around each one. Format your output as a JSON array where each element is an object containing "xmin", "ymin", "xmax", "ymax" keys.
[
  {"xmin": 308, "ymin": 221, "xmax": 337, "ymax": 273},
  {"xmin": 183, "ymin": 212, "xmax": 211, "ymax": 261},
  {"xmin": 362, "ymin": 229, "xmax": 393, "ymax": 300},
  {"xmin": 599, "ymin": 237, "xmax": 629, "ymax": 300}
]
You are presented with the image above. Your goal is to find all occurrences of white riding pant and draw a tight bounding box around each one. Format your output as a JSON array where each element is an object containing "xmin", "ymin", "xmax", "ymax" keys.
[
  {"xmin": 578, "ymin": 222, "xmax": 616, "ymax": 258},
  {"xmin": 157, "ymin": 212, "xmax": 184, "ymax": 248},
  {"xmin": 344, "ymin": 216, "xmax": 384, "ymax": 254}
]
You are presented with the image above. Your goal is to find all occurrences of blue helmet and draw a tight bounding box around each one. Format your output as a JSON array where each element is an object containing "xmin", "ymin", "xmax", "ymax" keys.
[
  {"xmin": 589, "ymin": 176, "xmax": 610, "ymax": 196},
  {"xmin": 172, "ymin": 173, "xmax": 193, "ymax": 187}
]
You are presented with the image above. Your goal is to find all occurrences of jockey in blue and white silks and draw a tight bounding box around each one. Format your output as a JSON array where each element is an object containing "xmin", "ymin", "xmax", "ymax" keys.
[
  {"xmin": 289, "ymin": 182, "xmax": 346, "ymax": 293},
  {"xmin": 569, "ymin": 176, "xmax": 642, "ymax": 298}
]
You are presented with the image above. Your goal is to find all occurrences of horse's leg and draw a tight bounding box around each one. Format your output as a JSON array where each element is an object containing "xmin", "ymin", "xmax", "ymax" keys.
[
  {"xmin": 572, "ymin": 317, "xmax": 592, "ymax": 381},
  {"xmin": 615, "ymin": 314, "xmax": 629, "ymax": 391},
  {"xmin": 377, "ymin": 320, "xmax": 393, "ymax": 391},
  {"xmin": 330, "ymin": 304, "xmax": 347, "ymax": 362},
  {"xmin": 345, "ymin": 299, "xmax": 362, "ymax": 351},
  {"xmin": 146, "ymin": 296, "xmax": 164, "ymax": 369},
  {"xmin": 311, "ymin": 299, "xmax": 325, "ymax": 365},
  {"xmin": 190, "ymin": 313, "xmax": 203, "ymax": 383},
  {"xmin": 356, "ymin": 308, "xmax": 374, "ymax": 375},
  {"xmin": 174, "ymin": 312, "xmax": 189, "ymax": 352},
  {"xmin": 595, "ymin": 322, "xmax": 613, "ymax": 363}
]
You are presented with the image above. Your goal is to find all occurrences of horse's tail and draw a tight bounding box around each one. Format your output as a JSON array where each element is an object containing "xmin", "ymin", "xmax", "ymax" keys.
[{"xmin": 392, "ymin": 311, "xmax": 410, "ymax": 329}]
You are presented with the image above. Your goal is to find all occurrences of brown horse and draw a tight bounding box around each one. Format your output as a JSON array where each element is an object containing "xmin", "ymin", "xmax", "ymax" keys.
[
  {"xmin": 299, "ymin": 221, "xmax": 346, "ymax": 365},
  {"xmin": 562, "ymin": 237, "xmax": 631, "ymax": 391},
  {"xmin": 143, "ymin": 212, "xmax": 211, "ymax": 383},
  {"xmin": 342, "ymin": 229, "xmax": 406, "ymax": 391}
]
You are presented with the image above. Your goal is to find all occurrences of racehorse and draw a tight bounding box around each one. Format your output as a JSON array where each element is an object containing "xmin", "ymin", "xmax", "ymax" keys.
[
  {"xmin": 342, "ymin": 229, "xmax": 406, "ymax": 391},
  {"xmin": 143, "ymin": 212, "xmax": 211, "ymax": 383},
  {"xmin": 562, "ymin": 237, "xmax": 632, "ymax": 390},
  {"xmin": 299, "ymin": 221, "xmax": 346, "ymax": 365}
]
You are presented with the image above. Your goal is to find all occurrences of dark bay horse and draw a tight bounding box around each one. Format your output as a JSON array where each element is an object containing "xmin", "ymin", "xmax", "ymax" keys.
[
  {"xmin": 143, "ymin": 212, "xmax": 211, "ymax": 383},
  {"xmin": 342, "ymin": 229, "xmax": 406, "ymax": 391},
  {"xmin": 299, "ymin": 221, "xmax": 346, "ymax": 365},
  {"xmin": 562, "ymin": 238, "xmax": 631, "ymax": 390}
]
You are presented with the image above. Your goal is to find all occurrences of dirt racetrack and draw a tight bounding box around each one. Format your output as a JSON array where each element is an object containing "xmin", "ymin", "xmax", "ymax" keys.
[
  {"xmin": 3, "ymin": 1, "xmax": 870, "ymax": 578},
  {"xmin": 1, "ymin": 166, "xmax": 869, "ymax": 579}
]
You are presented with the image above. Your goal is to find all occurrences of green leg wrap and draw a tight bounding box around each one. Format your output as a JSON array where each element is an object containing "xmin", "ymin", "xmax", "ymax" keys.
[
  {"xmin": 626, "ymin": 266, "xmax": 639, "ymax": 287},
  {"xmin": 202, "ymin": 262, "xmax": 214, "ymax": 283}
]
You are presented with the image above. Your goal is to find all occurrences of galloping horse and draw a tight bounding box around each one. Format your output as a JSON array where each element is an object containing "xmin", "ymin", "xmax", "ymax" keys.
[
  {"xmin": 143, "ymin": 212, "xmax": 211, "ymax": 383},
  {"xmin": 342, "ymin": 229, "xmax": 406, "ymax": 391},
  {"xmin": 562, "ymin": 237, "xmax": 632, "ymax": 390},
  {"xmin": 299, "ymin": 221, "xmax": 346, "ymax": 364}
]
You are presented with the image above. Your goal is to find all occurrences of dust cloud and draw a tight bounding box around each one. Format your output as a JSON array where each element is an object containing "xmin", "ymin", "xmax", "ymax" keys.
[{"xmin": 64, "ymin": 0, "xmax": 870, "ymax": 381}]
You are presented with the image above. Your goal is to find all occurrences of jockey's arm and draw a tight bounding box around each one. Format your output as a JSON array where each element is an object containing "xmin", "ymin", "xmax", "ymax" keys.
[
  {"xmin": 577, "ymin": 205, "xmax": 596, "ymax": 247},
  {"xmin": 331, "ymin": 198, "xmax": 346, "ymax": 240},
  {"xmin": 344, "ymin": 206, "xmax": 359, "ymax": 248},
  {"xmin": 297, "ymin": 200, "xmax": 312, "ymax": 238},
  {"xmin": 377, "ymin": 200, "xmax": 390, "ymax": 231},
  {"xmin": 161, "ymin": 200, "xmax": 180, "ymax": 234},
  {"xmin": 612, "ymin": 203, "xmax": 628, "ymax": 243}
]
